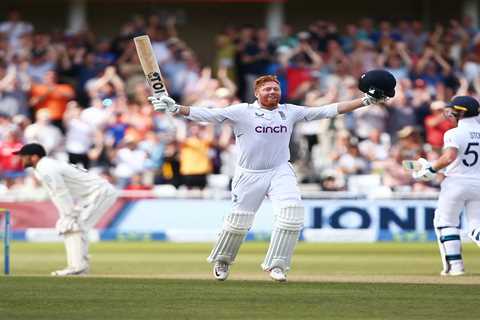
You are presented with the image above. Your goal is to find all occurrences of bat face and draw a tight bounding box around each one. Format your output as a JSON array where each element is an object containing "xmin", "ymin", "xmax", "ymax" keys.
[
  {"xmin": 134, "ymin": 35, "xmax": 169, "ymax": 97},
  {"xmin": 147, "ymin": 71, "xmax": 167, "ymax": 96}
]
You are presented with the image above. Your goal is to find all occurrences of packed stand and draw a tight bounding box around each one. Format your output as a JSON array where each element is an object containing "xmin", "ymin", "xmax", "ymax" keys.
[{"xmin": 0, "ymin": 9, "xmax": 479, "ymax": 196}]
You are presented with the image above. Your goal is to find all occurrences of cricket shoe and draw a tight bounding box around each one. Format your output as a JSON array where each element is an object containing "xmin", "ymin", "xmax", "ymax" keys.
[
  {"xmin": 213, "ymin": 261, "xmax": 230, "ymax": 281},
  {"xmin": 469, "ymin": 229, "xmax": 480, "ymax": 247},
  {"xmin": 440, "ymin": 262, "xmax": 465, "ymax": 276},
  {"xmin": 440, "ymin": 270, "xmax": 465, "ymax": 276},
  {"xmin": 51, "ymin": 267, "xmax": 89, "ymax": 276},
  {"xmin": 269, "ymin": 267, "xmax": 287, "ymax": 282}
]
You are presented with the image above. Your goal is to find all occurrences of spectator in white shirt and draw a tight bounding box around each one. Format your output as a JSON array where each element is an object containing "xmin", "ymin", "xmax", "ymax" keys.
[
  {"xmin": 24, "ymin": 109, "xmax": 63, "ymax": 155},
  {"xmin": 112, "ymin": 134, "xmax": 147, "ymax": 188},
  {"xmin": 63, "ymin": 101, "xmax": 94, "ymax": 169}
]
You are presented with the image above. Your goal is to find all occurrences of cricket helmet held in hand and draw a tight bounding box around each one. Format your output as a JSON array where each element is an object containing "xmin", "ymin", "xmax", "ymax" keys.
[
  {"xmin": 358, "ymin": 69, "xmax": 396, "ymax": 99},
  {"xmin": 446, "ymin": 96, "xmax": 480, "ymax": 118}
]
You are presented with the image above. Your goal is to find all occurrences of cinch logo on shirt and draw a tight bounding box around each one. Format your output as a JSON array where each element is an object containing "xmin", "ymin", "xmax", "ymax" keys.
[{"xmin": 255, "ymin": 125, "xmax": 287, "ymax": 133}]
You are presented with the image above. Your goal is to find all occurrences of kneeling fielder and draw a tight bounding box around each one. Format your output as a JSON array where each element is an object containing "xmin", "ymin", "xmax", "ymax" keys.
[
  {"xmin": 14, "ymin": 143, "xmax": 118, "ymax": 276},
  {"xmin": 412, "ymin": 96, "xmax": 480, "ymax": 276}
]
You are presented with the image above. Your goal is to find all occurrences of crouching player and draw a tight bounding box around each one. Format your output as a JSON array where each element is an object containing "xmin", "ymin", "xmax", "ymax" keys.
[
  {"xmin": 14, "ymin": 143, "xmax": 118, "ymax": 276},
  {"xmin": 412, "ymin": 96, "xmax": 480, "ymax": 276}
]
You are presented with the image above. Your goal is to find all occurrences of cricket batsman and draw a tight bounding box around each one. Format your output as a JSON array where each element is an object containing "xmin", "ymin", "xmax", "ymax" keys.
[
  {"xmin": 149, "ymin": 70, "xmax": 395, "ymax": 282},
  {"xmin": 14, "ymin": 143, "xmax": 118, "ymax": 276},
  {"xmin": 412, "ymin": 96, "xmax": 480, "ymax": 276}
]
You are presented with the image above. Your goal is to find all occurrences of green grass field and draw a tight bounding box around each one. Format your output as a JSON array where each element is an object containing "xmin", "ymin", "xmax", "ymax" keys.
[{"xmin": 1, "ymin": 242, "xmax": 480, "ymax": 319}]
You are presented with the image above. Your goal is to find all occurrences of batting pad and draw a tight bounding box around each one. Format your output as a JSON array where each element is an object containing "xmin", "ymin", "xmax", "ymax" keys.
[
  {"xmin": 207, "ymin": 211, "xmax": 255, "ymax": 264},
  {"xmin": 262, "ymin": 206, "xmax": 304, "ymax": 271},
  {"xmin": 64, "ymin": 231, "xmax": 89, "ymax": 271},
  {"xmin": 434, "ymin": 219, "xmax": 462, "ymax": 274}
]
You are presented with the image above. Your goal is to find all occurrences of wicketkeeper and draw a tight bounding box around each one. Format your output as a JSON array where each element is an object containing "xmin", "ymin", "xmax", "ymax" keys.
[
  {"xmin": 14, "ymin": 143, "xmax": 118, "ymax": 276},
  {"xmin": 149, "ymin": 70, "xmax": 395, "ymax": 282},
  {"xmin": 412, "ymin": 96, "xmax": 480, "ymax": 276}
]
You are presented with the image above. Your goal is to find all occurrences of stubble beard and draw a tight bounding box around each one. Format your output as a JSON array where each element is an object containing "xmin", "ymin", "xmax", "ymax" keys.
[{"xmin": 261, "ymin": 96, "xmax": 280, "ymax": 109}]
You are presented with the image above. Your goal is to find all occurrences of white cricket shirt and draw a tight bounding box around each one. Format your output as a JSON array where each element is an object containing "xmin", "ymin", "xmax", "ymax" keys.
[
  {"xmin": 443, "ymin": 117, "xmax": 480, "ymax": 179},
  {"xmin": 34, "ymin": 157, "xmax": 111, "ymax": 216},
  {"xmin": 187, "ymin": 101, "xmax": 338, "ymax": 170}
]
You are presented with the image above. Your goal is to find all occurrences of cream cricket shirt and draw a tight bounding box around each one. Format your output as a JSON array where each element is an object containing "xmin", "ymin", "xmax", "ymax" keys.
[
  {"xmin": 443, "ymin": 117, "xmax": 480, "ymax": 179},
  {"xmin": 187, "ymin": 101, "xmax": 338, "ymax": 170},
  {"xmin": 34, "ymin": 157, "xmax": 109, "ymax": 217}
]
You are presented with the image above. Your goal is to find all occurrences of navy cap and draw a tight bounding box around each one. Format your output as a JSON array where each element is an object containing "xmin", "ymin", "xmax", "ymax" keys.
[
  {"xmin": 13, "ymin": 143, "xmax": 47, "ymax": 157},
  {"xmin": 446, "ymin": 96, "xmax": 480, "ymax": 118}
]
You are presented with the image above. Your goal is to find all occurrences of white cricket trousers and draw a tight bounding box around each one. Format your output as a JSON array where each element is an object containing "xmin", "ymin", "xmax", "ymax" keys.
[
  {"xmin": 435, "ymin": 177, "xmax": 480, "ymax": 229},
  {"xmin": 231, "ymin": 162, "xmax": 302, "ymax": 212},
  {"xmin": 79, "ymin": 183, "xmax": 119, "ymax": 230}
]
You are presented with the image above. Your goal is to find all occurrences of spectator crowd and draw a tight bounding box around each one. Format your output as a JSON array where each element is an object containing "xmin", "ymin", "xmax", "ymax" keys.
[{"xmin": 1, "ymin": 8, "xmax": 480, "ymax": 195}]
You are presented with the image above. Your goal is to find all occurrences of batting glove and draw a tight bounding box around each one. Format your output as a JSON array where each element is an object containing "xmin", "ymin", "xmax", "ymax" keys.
[
  {"xmin": 148, "ymin": 95, "xmax": 179, "ymax": 113},
  {"xmin": 412, "ymin": 158, "xmax": 437, "ymax": 181},
  {"xmin": 361, "ymin": 93, "xmax": 387, "ymax": 106}
]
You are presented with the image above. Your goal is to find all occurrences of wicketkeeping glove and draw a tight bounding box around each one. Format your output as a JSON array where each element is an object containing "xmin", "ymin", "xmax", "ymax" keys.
[
  {"xmin": 148, "ymin": 95, "xmax": 179, "ymax": 113},
  {"xmin": 412, "ymin": 158, "xmax": 437, "ymax": 181}
]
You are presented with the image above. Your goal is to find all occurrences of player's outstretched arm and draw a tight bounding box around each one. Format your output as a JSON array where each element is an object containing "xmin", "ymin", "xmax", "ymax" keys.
[
  {"xmin": 148, "ymin": 95, "xmax": 241, "ymax": 124},
  {"xmin": 337, "ymin": 94, "xmax": 385, "ymax": 115}
]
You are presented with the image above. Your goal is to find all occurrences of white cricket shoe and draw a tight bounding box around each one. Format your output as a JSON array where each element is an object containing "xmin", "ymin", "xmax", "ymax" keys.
[
  {"xmin": 269, "ymin": 267, "xmax": 287, "ymax": 282},
  {"xmin": 213, "ymin": 261, "xmax": 230, "ymax": 281},
  {"xmin": 51, "ymin": 267, "xmax": 89, "ymax": 276},
  {"xmin": 440, "ymin": 270, "xmax": 465, "ymax": 276},
  {"xmin": 440, "ymin": 262, "xmax": 465, "ymax": 276},
  {"xmin": 469, "ymin": 229, "xmax": 480, "ymax": 247}
]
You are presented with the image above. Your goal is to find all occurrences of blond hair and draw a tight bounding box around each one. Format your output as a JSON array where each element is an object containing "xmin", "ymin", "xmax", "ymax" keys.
[{"xmin": 254, "ymin": 75, "xmax": 280, "ymax": 91}]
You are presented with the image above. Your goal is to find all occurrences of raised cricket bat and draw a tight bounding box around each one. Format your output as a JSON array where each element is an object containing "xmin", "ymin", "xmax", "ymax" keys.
[
  {"xmin": 402, "ymin": 159, "xmax": 422, "ymax": 172},
  {"xmin": 133, "ymin": 35, "xmax": 168, "ymax": 97}
]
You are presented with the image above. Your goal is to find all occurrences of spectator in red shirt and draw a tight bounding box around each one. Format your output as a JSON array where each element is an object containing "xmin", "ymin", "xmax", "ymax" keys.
[
  {"xmin": 0, "ymin": 129, "xmax": 24, "ymax": 187},
  {"xmin": 285, "ymin": 32, "xmax": 322, "ymax": 102},
  {"xmin": 424, "ymin": 100, "xmax": 455, "ymax": 150}
]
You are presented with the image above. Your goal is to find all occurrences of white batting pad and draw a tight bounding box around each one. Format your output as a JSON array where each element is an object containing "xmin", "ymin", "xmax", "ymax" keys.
[
  {"xmin": 64, "ymin": 231, "xmax": 89, "ymax": 271},
  {"xmin": 207, "ymin": 211, "xmax": 255, "ymax": 264},
  {"xmin": 262, "ymin": 206, "xmax": 304, "ymax": 271},
  {"xmin": 434, "ymin": 220, "xmax": 462, "ymax": 274}
]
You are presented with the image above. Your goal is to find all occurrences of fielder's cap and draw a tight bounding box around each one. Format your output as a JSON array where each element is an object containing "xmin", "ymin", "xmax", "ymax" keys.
[
  {"xmin": 446, "ymin": 96, "xmax": 480, "ymax": 118},
  {"xmin": 13, "ymin": 143, "xmax": 46, "ymax": 157}
]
